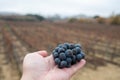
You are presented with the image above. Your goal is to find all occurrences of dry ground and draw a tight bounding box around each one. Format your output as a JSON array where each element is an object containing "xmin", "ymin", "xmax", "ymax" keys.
[{"xmin": 71, "ymin": 63, "xmax": 120, "ymax": 80}]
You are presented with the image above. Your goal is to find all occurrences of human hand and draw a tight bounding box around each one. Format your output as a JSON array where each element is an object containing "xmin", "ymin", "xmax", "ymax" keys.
[{"xmin": 21, "ymin": 50, "xmax": 86, "ymax": 80}]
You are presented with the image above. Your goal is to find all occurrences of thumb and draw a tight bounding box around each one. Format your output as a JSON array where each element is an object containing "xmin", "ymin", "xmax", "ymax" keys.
[
  {"xmin": 65, "ymin": 59, "xmax": 86, "ymax": 76},
  {"xmin": 35, "ymin": 50, "xmax": 48, "ymax": 57}
]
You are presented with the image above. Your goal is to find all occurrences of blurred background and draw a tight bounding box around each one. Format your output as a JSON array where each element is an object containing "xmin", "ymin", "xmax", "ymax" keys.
[{"xmin": 0, "ymin": 0, "xmax": 120, "ymax": 80}]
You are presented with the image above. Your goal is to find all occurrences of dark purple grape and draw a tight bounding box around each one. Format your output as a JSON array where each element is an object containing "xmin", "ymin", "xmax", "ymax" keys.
[
  {"xmin": 65, "ymin": 49, "xmax": 73, "ymax": 57},
  {"xmin": 66, "ymin": 58, "xmax": 72, "ymax": 63},
  {"xmin": 72, "ymin": 48, "xmax": 77, "ymax": 55},
  {"xmin": 76, "ymin": 54, "xmax": 82, "ymax": 61},
  {"xmin": 54, "ymin": 47, "xmax": 59, "ymax": 52},
  {"xmin": 75, "ymin": 47, "xmax": 81, "ymax": 53},
  {"xmin": 81, "ymin": 51, "xmax": 85, "ymax": 59},
  {"xmin": 60, "ymin": 61, "xmax": 67, "ymax": 67},
  {"xmin": 59, "ymin": 53, "xmax": 66, "ymax": 60},
  {"xmin": 75, "ymin": 44, "xmax": 81, "ymax": 48},
  {"xmin": 64, "ymin": 43, "xmax": 69, "ymax": 49},
  {"xmin": 52, "ymin": 50, "xmax": 56, "ymax": 53},
  {"xmin": 53, "ymin": 52, "xmax": 58, "ymax": 58},
  {"xmin": 66, "ymin": 63, "xmax": 71, "ymax": 68},
  {"xmin": 69, "ymin": 44, "xmax": 75, "ymax": 49},
  {"xmin": 72, "ymin": 55, "xmax": 77, "ymax": 64},
  {"xmin": 58, "ymin": 48, "xmax": 65, "ymax": 53},
  {"xmin": 62, "ymin": 45, "xmax": 67, "ymax": 50},
  {"xmin": 58, "ymin": 44, "xmax": 63, "ymax": 47},
  {"xmin": 55, "ymin": 58, "xmax": 61, "ymax": 64}
]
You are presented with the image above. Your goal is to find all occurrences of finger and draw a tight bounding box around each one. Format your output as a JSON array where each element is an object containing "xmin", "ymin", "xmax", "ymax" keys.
[
  {"xmin": 65, "ymin": 59, "xmax": 86, "ymax": 76},
  {"xmin": 34, "ymin": 50, "xmax": 48, "ymax": 57}
]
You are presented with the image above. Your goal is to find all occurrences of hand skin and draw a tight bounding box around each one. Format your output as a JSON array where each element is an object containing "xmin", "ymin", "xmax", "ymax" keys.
[{"xmin": 21, "ymin": 50, "xmax": 86, "ymax": 80}]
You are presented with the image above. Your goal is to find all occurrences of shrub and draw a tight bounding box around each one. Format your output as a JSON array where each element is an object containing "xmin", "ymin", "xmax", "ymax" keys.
[
  {"xmin": 93, "ymin": 15, "xmax": 100, "ymax": 19},
  {"xmin": 110, "ymin": 15, "xmax": 120, "ymax": 25},
  {"xmin": 79, "ymin": 18, "xmax": 86, "ymax": 23},
  {"xmin": 79, "ymin": 18, "xmax": 92, "ymax": 23},
  {"xmin": 97, "ymin": 17, "xmax": 106, "ymax": 24},
  {"xmin": 68, "ymin": 18, "xmax": 77, "ymax": 23}
]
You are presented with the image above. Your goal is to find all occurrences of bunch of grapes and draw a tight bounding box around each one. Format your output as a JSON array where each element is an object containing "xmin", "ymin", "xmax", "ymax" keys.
[{"xmin": 52, "ymin": 43, "xmax": 85, "ymax": 68}]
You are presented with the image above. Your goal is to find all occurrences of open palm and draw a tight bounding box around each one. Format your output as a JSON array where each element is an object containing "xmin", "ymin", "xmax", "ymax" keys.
[{"xmin": 21, "ymin": 51, "xmax": 86, "ymax": 80}]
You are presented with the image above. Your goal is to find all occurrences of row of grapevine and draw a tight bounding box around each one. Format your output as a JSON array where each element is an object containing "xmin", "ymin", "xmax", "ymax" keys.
[
  {"xmin": 1, "ymin": 27, "xmax": 22, "ymax": 78},
  {"xmin": 8, "ymin": 22, "xmax": 120, "ymax": 69}
]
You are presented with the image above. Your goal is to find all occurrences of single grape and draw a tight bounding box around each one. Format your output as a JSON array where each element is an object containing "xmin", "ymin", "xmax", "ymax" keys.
[
  {"xmin": 66, "ymin": 57, "xmax": 72, "ymax": 63},
  {"xmin": 72, "ymin": 48, "xmax": 77, "ymax": 55},
  {"xmin": 69, "ymin": 44, "xmax": 75, "ymax": 49},
  {"xmin": 55, "ymin": 58, "xmax": 61, "ymax": 64},
  {"xmin": 75, "ymin": 47, "xmax": 81, "ymax": 53},
  {"xmin": 66, "ymin": 63, "xmax": 71, "ymax": 68},
  {"xmin": 53, "ymin": 52, "xmax": 58, "ymax": 58},
  {"xmin": 76, "ymin": 54, "xmax": 82, "ymax": 61},
  {"xmin": 58, "ymin": 48, "xmax": 65, "ymax": 53},
  {"xmin": 54, "ymin": 47, "xmax": 59, "ymax": 52},
  {"xmin": 64, "ymin": 43, "xmax": 70, "ymax": 49},
  {"xmin": 62, "ymin": 45, "xmax": 67, "ymax": 50},
  {"xmin": 75, "ymin": 44, "xmax": 81, "ymax": 48},
  {"xmin": 72, "ymin": 55, "xmax": 77, "ymax": 64},
  {"xmin": 60, "ymin": 61, "xmax": 67, "ymax": 67},
  {"xmin": 65, "ymin": 49, "xmax": 73, "ymax": 57},
  {"xmin": 59, "ymin": 53, "xmax": 66, "ymax": 60},
  {"xmin": 81, "ymin": 51, "xmax": 85, "ymax": 59}
]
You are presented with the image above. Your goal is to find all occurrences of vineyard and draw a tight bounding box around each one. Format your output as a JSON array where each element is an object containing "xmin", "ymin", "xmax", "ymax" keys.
[{"xmin": 0, "ymin": 21, "xmax": 120, "ymax": 80}]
